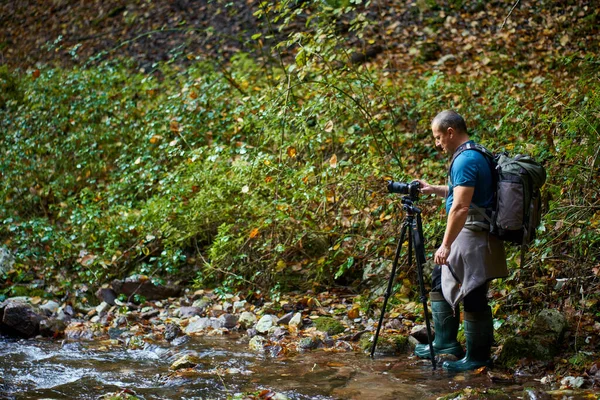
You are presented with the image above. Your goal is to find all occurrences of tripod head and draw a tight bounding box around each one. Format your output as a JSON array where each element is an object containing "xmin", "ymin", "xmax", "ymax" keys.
[{"xmin": 401, "ymin": 196, "xmax": 421, "ymax": 216}]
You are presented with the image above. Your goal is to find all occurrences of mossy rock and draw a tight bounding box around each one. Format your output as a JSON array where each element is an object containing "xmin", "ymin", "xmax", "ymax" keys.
[
  {"xmin": 359, "ymin": 333, "xmax": 408, "ymax": 355},
  {"xmin": 313, "ymin": 317, "xmax": 345, "ymax": 336},
  {"xmin": 496, "ymin": 336, "xmax": 552, "ymax": 368}
]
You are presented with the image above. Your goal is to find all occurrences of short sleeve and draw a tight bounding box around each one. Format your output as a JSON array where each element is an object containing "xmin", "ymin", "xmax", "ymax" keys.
[{"xmin": 451, "ymin": 152, "xmax": 478, "ymax": 187}]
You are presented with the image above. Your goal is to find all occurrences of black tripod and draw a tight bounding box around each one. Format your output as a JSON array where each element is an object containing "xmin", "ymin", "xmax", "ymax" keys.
[{"xmin": 370, "ymin": 196, "xmax": 436, "ymax": 369}]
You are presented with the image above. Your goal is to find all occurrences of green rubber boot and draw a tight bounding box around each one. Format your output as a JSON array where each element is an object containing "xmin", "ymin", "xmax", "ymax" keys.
[
  {"xmin": 442, "ymin": 307, "xmax": 494, "ymax": 371},
  {"xmin": 414, "ymin": 292, "xmax": 463, "ymax": 359}
]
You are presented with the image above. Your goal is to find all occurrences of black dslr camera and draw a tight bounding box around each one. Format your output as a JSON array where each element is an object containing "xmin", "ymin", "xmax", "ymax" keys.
[{"xmin": 387, "ymin": 180, "xmax": 420, "ymax": 201}]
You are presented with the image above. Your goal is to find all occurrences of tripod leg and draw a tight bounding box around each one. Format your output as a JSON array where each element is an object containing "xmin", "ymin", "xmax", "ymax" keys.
[
  {"xmin": 370, "ymin": 221, "xmax": 409, "ymax": 358},
  {"xmin": 412, "ymin": 214, "xmax": 436, "ymax": 369}
]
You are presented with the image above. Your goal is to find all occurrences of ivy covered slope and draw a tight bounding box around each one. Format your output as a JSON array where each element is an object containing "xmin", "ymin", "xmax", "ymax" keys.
[{"xmin": 0, "ymin": 0, "xmax": 599, "ymax": 317}]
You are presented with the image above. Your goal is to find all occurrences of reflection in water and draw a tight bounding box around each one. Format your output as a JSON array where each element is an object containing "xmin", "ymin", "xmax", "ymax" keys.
[{"xmin": 0, "ymin": 335, "xmax": 541, "ymax": 400}]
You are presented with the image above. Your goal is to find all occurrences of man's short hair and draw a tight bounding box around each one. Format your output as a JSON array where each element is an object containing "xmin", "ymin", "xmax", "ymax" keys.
[{"xmin": 432, "ymin": 110, "xmax": 467, "ymax": 134}]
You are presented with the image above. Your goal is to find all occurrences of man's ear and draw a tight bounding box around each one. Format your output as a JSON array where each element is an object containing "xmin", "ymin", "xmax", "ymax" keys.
[{"xmin": 447, "ymin": 127, "xmax": 454, "ymax": 137}]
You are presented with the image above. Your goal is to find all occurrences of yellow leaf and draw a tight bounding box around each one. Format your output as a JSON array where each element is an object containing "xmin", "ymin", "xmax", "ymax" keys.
[
  {"xmin": 149, "ymin": 135, "xmax": 163, "ymax": 144},
  {"xmin": 170, "ymin": 120, "xmax": 180, "ymax": 133},
  {"xmin": 276, "ymin": 260, "xmax": 286, "ymax": 271},
  {"xmin": 249, "ymin": 228, "xmax": 259, "ymax": 239},
  {"xmin": 329, "ymin": 154, "xmax": 338, "ymax": 168},
  {"xmin": 287, "ymin": 146, "xmax": 297, "ymax": 158}
]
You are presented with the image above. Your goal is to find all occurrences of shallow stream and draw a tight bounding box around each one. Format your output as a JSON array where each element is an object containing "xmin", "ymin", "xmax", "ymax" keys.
[{"xmin": 0, "ymin": 335, "xmax": 550, "ymax": 399}]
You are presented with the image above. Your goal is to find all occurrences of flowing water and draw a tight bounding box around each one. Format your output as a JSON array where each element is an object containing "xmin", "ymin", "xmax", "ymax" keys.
[{"xmin": 0, "ymin": 334, "xmax": 549, "ymax": 400}]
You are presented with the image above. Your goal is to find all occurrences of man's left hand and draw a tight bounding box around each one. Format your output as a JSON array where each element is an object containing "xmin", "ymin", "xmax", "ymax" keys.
[{"xmin": 434, "ymin": 244, "xmax": 451, "ymax": 265}]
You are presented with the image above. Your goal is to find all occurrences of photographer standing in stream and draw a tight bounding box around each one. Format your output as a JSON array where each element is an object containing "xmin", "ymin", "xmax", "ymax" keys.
[{"xmin": 414, "ymin": 110, "xmax": 508, "ymax": 371}]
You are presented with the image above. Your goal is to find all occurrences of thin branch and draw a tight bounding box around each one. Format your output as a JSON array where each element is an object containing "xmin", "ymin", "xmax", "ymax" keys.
[{"xmin": 500, "ymin": 0, "xmax": 520, "ymax": 30}]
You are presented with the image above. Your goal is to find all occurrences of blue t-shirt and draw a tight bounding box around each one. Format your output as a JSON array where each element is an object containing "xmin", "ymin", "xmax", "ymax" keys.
[{"xmin": 446, "ymin": 141, "xmax": 494, "ymax": 214}]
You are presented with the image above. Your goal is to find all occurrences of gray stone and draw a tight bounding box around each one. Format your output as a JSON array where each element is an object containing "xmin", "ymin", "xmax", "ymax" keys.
[
  {"xmin": 141, "ymin": 309, "xmax": 160, "ymax": 320},
  {"xmin": 111, "ymin": 278, "xmax": 182, "ymax": 301},
  {"xmin": 410, "ymin": 324, "xmax": 431, "ymax": 344},
  {"xmin": 39, "ymin": 318, "xmax": 67, "ymax": 337},
  {"xmin": 218, "ymin": 313, "xmax": 238, "ymax": 329},
  {"xmin": 233, "ymin": 300, "xmax": 247, "ymax": 313},
  {"xmin": 531, "ymin": 309, "xmax": 568, "ymax": 341},
  {"xmin": 39, "ymin": 301, "xmax": 60, "ymax": 316},
  {"xmin": 179, "ymin": 306, "xmax": 204, "ymax": 318},
  {"xmin": 170, "ymin": 354, "xmax": 202, "ymax": 370},
  {"xmin": 298, "ymin": 336, "xmax": 321, "ymax": 351},
  {"xmin": 255, "ymin": 314, "xmax": 278, "ymax": 333},
  {"xmin": 95, "ymin": 288, "xmax": 118, "ymax": 306},
  {"xmin": 2, "ymin": 301, "xmax": 45, "ymax": 338},
  {"xmin": 289, "ymin": 313, "xmax": 303, "ymax": 329},
  {"xmin": 238, "ymin": 311, "xmax": 257, "ymax": 329},
  {"xmin": 184, "ymin": 317, "xmax": 221, "ymax": 334},
  {"xmin": 192, "ymin": 296, "xmax": 212, "ymax": 309},
  {"xmin": 165, "ymin": 323, "xmax": 182, "ymax": 341},
  {"xmin": 277, "ymin": 312, "xmax": 294, "ymax": 325}
]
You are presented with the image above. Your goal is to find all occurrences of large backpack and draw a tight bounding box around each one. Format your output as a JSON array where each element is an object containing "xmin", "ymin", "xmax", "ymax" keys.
[{"xmin": 450, "ymin": 142, "xmax": 547, "ymax": 246}]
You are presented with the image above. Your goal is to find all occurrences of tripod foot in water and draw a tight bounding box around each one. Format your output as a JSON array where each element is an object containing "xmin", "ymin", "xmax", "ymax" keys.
[
  {"xmin": 414, "ymin": 292, "xmax": 464, "ymax": 360},
  {"xmin": 442, "ymin": 307, "xmax": 494, "ymax": 371}
]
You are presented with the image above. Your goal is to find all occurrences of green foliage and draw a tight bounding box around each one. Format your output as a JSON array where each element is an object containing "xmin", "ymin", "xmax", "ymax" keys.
[
  {"xmin": 0, "ymin": 2, "xmax": 598, "ymax": 311},
  {"xmin": 313, "ymin": 316, "xmax": 346, "ymax": 335}
]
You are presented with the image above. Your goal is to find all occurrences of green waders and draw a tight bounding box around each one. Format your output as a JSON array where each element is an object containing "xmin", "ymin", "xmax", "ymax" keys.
[
  {"xmin": 442, "ymin": 307, "xmax": 494, "ymax": 371},
  {"xmin": 414, "ymin": 292, "xmax": 463, "ymax": 359}
]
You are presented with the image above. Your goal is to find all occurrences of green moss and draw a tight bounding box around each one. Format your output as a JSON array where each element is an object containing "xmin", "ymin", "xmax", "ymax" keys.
[
  {"xmin": 359, "ymin": 333, "xmax": 408, "ymax": 355},
  {"xmin": 313, "ymin": 317, "xmax": 345, "ymax": 336}
]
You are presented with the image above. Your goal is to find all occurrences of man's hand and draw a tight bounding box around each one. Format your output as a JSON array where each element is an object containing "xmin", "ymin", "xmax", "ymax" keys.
[
  {"xmin": 416, "ymin": 179, "xmax": 434, "ymax": 195},
  {"xmin": 434, "ymin": 243, "xmax": 451, "ymax": 266}
]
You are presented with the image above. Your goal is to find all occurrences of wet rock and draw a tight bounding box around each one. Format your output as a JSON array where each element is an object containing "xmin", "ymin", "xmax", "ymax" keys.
[
  {"xmin": 246, "ymin": 327, "xmax": 258, "ymax": 338},
  {"xmin": 95, "ymin": 287, "xmax": 118, "ymax": 306},
  {"xmin": 298, "ymin": 336, "xmax": 321, "ymax": 351},
  {"xmin": 165, "ymin": 323, "xmax": 182, "ymax": 341},
  {"xmin": 39, "ymin": 300, "xmax": 60, "ymax": 316},
  {"xmin": 270, "ymin": 327, "xmax": 288, "ymax": 340},
  {"xmin": 170, "ymin": 354, "xmax": 202, "ymax": 370},
  {"xmin": 185, "ymin": 317, "xmax": 219, "ymax": 334},
  {"xmin": 64, "ymin": 321, "xmax": 95, "ymax": 340},
  {"xmin": 410, "ymin": 324, "xmax": 431, "ymax": 344},
  {"xmin": 171, "ymin": 335, "xmax": 189, "ymax": 346},
  {"xmin": 111, "ymin": 278, "xmax": 182, "ymax": 301},
  {"xmin": 39, "ymin": 317, "xmax": 67, "ymax": 337},
  {"xmin": 218, "ymin": 313, "xmax": 238, "ymax": 329},
  {"xmin": 249, "ymin": 335, "xmax": 268, "ymax": 352},
  {"xmin": 289, "ymin": 313, "xmax": 303, "ymax": 329},
  {"xmin": 255, "ymin": 314, "xmax": 278, "ymax": 333},
  {"xmin": 277, "ymin": 312, "xmax": 294, "ymax": 325},
  {"xmin": 384, "ymin": 318, "xmax": 404, "ymax": 331},
  {"xmin": 95, "ymin": 302, "xmax": 110, "ymax": 315},
  {"xmin": 238, "ymin": 311, "xmax": 257, "ymax": 329},
  {"xmin": 560, "ymin": 376, "xmax": 584, "ymax": 389},
  {"xmin": 1, "ymin": 300, "xmax": 45, "ymax": 338},
  {"xmin": 179, "ymin": 306, "xmax": 204, "ymax": 318}
]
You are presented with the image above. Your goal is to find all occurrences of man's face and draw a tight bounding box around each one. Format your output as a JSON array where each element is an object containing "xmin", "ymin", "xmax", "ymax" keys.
[{"xmin": 432, "ymin": 124, "xmax": 452, "ymax": 154}]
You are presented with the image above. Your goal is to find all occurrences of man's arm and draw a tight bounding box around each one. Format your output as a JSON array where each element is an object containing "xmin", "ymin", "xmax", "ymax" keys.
[
  {"xmin": 434, "ymin": 185, "xmax": 474, "ymax": 265},
  {"xmin": 416, "ymin": 180, "xmax": 448, "ymax": 198}
]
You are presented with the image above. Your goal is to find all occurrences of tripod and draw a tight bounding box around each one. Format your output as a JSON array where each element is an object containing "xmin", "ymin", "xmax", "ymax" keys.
[{"xmin": 370, "ymin": 196, "xmax": 436, "ymax": 369}]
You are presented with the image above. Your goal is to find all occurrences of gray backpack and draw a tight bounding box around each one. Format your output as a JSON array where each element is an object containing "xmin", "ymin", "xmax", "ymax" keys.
[{"xmin": 451, "ymin": 143, "xmax": 547, "ymax": 246}]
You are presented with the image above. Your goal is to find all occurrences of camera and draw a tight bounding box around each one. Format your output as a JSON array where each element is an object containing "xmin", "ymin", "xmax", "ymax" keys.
[{"xmin": 387, "ymin": 180, "xmax": 420, "ymax": 200}]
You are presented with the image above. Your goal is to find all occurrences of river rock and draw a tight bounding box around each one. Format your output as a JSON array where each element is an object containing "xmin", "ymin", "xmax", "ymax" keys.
[
  {"xmin": 410, "ymin": 324, "xmax": 431, "ymax": 344},
  {"xmin": 185, "ymin": 317, "xmax": 219, "ymax": 334},
  {"xmin": 64, "ymin": 322, "xmax": 95, "ymax": 340},
  {"xmin": 218, "ymin": 313, "xmax": 238, "ymax": 329},
  {"xmin": 1, "ymin": 301, "xmax": 45, "ymax": 338},
  {"xmin": 277, "ymin": 312, "xmax": 294, "ymax": 325},
  {"xmin": 239, "ymin": 311, "xmax": 257, "ymax": 328},
  {"xmin": 141, "ymin": 309, "xmax": 160, "ymax": 319},
  {"xmin": 256, "ymin": 314, "xmax": 278, "ymax": 333},
  {"xmin": 165, "ymin": 323, "xmax": 183, "ymax": 341},
  {"xmin": 111, "ymin": 278, "xmax": 182, "ymax": 301},
  {"xmin": 39, "ymin": 300, "xmax": 60, "ymax": 316},
  {"xmin": 289, "ymin": 313, "xmax": 303, "ymax": 329},
  {"xmin": 249, "ymin": 335, "xmax": 268, "ymax": 352},
  {"xmin": 179, "ymin": 306, "xmax": 204, "ymax": 318},
  {"xmin": 95, "ymin": 287, "xmax": 118, "ymax": 306},
  {"xmin": 298, "ymin": 336, "xmax": 321, "ymax": 351},
  {"xmin": 39, "ymin": 318, "xmax": 67, "ymax": 337},
  {"xmin": 170, "ymin": 354, "xmax": 202, "ymax": 370},
  {"xmin": 531, "ymin": 309, "xmax": 568, "ymax": 342},
  {"xmin": 192, "ymin": 296, "xmax": 212, "ymax": 309},
  {"xmin": 233, "ymin": 300, "xmax": 247, "ymax": 313}
]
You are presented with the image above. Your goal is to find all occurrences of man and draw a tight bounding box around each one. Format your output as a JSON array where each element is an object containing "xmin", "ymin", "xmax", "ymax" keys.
[{"xmin": 413, "ymin": 110, "xmax": 508, "ymax": 371}]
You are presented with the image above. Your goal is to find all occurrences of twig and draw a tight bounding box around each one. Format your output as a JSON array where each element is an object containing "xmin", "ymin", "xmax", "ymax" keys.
[{"xmin": 500, "ymin": 0, "xmax": 520, "ymax": 30}]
